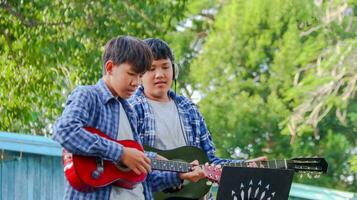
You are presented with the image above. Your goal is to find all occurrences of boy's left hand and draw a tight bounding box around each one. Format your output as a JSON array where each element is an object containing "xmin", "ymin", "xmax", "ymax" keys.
[{"xmin": 179, "ymin": 160, "xmax": 205, "ymax": 183}]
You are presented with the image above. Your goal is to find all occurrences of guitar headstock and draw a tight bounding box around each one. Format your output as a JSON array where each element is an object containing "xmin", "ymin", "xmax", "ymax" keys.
[
  {"xmin": 289, "ymin": 157, "xmax": 328, "ymax": 178},
  {"xmin": 202, "ymin": 158, "xmax": 328, "ymax": 184},
  {"xmin": 202, "ymin": 164, "xmax": 222, "ymax": 184}
]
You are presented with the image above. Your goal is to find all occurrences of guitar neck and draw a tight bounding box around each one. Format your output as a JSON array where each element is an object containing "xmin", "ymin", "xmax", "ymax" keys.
[
  {"xmin": 150, "ymin": 159, "xmax": 290, "ymax": 173},
  {"xmin": 150, "ymin": 158, "xmax": 326, "ymax": 174},
  {"xmin": 151, "ymin": 159, "xmax": 192, "ymax": 173},
  {"xmin": 226, "ymin": 159, "xmax": 289, "ymax": 169}
]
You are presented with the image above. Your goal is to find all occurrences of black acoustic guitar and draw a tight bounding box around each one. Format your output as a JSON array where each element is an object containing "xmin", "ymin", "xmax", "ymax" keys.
[{"xmin": 144, "ymin": 145, "xmax": 328, "ymax": 200}]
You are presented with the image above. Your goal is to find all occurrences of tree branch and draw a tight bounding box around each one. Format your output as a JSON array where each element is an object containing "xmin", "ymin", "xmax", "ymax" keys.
[{"xmin": 121, "ymin": 0, "xmax": 164, "ymax": 31}]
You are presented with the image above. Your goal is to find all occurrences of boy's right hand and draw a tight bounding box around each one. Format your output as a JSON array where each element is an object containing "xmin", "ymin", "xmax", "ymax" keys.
[{"xmin": 120, "ymin": 147, "xmax": 151, "ymax": 175}]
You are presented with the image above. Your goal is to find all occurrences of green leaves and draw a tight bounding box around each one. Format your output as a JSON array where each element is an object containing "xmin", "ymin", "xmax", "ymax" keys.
[
  {"xmin": 0, "ymin": 0, "xmax": 188, "ymax": 134},
  {"xmin": 189, "ymin": 0, "xmax": 357, "ymax": 191}
]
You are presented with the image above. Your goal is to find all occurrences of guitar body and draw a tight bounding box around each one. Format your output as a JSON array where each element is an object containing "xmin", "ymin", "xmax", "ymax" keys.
[
  {"xmin": 144, "ymin": 145, "xmax": 328, "ymax": 200},
  {"xmin": 62, "ymin": 127, "xmax": 147, "ymax": 192},
  {"xmin": 144, "ymin": 145, "xmax": 210, "ymax": 200}
]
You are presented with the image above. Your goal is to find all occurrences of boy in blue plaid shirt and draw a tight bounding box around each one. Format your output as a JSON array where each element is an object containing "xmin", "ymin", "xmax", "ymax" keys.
[
  {"xmin": 129, "ymin": 38, "xmax": 267, "ymax": 199},
  {"xmin": 52, "ymin": 36, "xmax": 183, "ymax": 200}
]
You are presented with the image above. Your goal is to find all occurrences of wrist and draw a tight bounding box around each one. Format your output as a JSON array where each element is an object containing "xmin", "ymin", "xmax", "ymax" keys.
[{"xmin": 177, "ymin": 172, "xmax": 185, "ymax": 183}]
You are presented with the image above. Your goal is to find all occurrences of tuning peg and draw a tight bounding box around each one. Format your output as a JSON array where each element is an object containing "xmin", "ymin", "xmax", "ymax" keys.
[
  {"xmin": 206, "ymin": 181, "xmax": 212, "ymax": 185},
  {"xmin": 216, "ymin": 164, "xmax": 222, "ymax": 169},
  {"xmin": 212, "ymin": 182, "xmax": 218, "ymax": 187}
]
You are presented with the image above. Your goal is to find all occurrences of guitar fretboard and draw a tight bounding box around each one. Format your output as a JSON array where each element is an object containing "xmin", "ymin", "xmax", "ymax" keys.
[
  {"xmin": 151, "ymin": 159, "xmax": 192, "ymax": 173},
  {"xmin": 150, "ymin": 159, "xmax": 290, "ymax": 173},
  {"xmin": 150, "ymin": 158, "xmax": 326, "ymax": 174},
  {"xmin": 226, "ymin": 160, "xmax": 289, "ymax": 169}
]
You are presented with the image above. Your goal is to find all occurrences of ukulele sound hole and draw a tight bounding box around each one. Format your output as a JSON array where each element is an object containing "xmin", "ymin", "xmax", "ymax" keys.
[{"xmin": 115, "ymin": 162, "xmax": 131, "ymax": 172}]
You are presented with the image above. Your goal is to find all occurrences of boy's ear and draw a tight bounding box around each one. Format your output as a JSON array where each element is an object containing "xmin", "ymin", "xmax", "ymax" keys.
[{"xmin": 105, "ymin": 60, "xmax": 113, "ymax": 74}]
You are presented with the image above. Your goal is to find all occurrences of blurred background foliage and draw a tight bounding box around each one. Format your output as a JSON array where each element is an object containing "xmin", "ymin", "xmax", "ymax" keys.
[{"xmin": 0, "ymin": 0, "xmax": 356, "ymax": 192}]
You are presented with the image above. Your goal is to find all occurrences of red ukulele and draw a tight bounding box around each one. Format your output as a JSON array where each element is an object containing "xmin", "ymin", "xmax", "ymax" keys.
[{"xmin": 62, "ymin": 127, "xmax": 195, "ymax": 192}]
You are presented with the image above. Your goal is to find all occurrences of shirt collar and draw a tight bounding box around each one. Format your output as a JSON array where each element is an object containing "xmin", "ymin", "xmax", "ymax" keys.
[
  {"xmin": 96, "ymin": 78, "xmax": 117, "ymax": 104},
  {"xmin": 136, "ymin": 85, "xmax": 177, "ymax": 101}
]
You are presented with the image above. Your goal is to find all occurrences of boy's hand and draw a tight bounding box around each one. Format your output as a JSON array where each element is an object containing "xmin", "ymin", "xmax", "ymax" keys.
[
  {"xmin": 121, "ymin": 147, "xmax": 151, "ymax": 175},
  {"xmin": 156, "ymin": 154, "xmax": 168, "ymax": 160},
  {"xmin": 246, "ymin": 156, "xmax": 268, "ymax": 162},
  {"xmin": 179, "ymin": 160, "xmax": 205, "ymax": 183},
  {"xmin": 246, "ymin": 156, "xmax": 268, "ymax": 167}
]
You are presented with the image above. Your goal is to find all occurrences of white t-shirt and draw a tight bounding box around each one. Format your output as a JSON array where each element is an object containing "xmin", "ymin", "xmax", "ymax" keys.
[
  {"xmin": 148, "ymin": 99, "xmax": 186, "ymax": 150},
  {"xmin": 110, "ymin": 103, "xmax": 145, "ymax": 200}
]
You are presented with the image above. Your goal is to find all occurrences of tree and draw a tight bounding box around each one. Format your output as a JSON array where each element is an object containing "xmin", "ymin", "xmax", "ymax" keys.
[
  {"xmin": 190, "ymin": 0, "xmax": 356, "ymax": 191},
  {"xmin": 0, "ymin": 0, "xmax": 187, "ymax": 135},
  {"xmin": 164, "ymin": 0, "xmax": 221, "ymax": 99}
]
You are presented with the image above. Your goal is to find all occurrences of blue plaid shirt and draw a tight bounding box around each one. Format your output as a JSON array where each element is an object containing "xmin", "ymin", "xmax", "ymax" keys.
[
  {"xmin": 52, "ymin": 79, "xmax": 181, "ymax": 200},
  {"xmin": 129, "ymin": 86, "xmax": 243, "ymax": 199},
  {"xmin": 129, "ymin": 86, "xmax": 242, "ymax": 165}
]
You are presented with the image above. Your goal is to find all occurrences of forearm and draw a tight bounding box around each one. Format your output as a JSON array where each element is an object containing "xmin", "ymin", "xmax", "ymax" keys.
[
  {"xmin": 148, "ymin": 171, "xmax": 182, "ymax": 192},
  {"xmin": 53, "ymin": 121, "xmax": 123, "ymax": 162},
  {"xmin": 52, "ymin": 86, "xmax": 123, "ymax": 162}
]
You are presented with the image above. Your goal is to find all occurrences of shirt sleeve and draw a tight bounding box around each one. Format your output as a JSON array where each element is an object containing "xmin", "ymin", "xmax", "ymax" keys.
[
  {"xmin": 145, "ymin": 151, "xmax": 157, "ymax": 159},
  {"xmin": 52, "ymin": 87, "xmax": 123, "ymax": 162},
  {"xmin": 146, "ymin": 170, "xmax": 182, "ymax": 192}
]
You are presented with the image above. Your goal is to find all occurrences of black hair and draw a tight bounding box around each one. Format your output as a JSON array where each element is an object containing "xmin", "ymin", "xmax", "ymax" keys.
[
  {"xmin": 102, "ymin": 36, "xmax": 153, "ymax": 74},
  {"xmin": 143, "ymin": 38, "xmax": 175, "ymax": 62}
]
